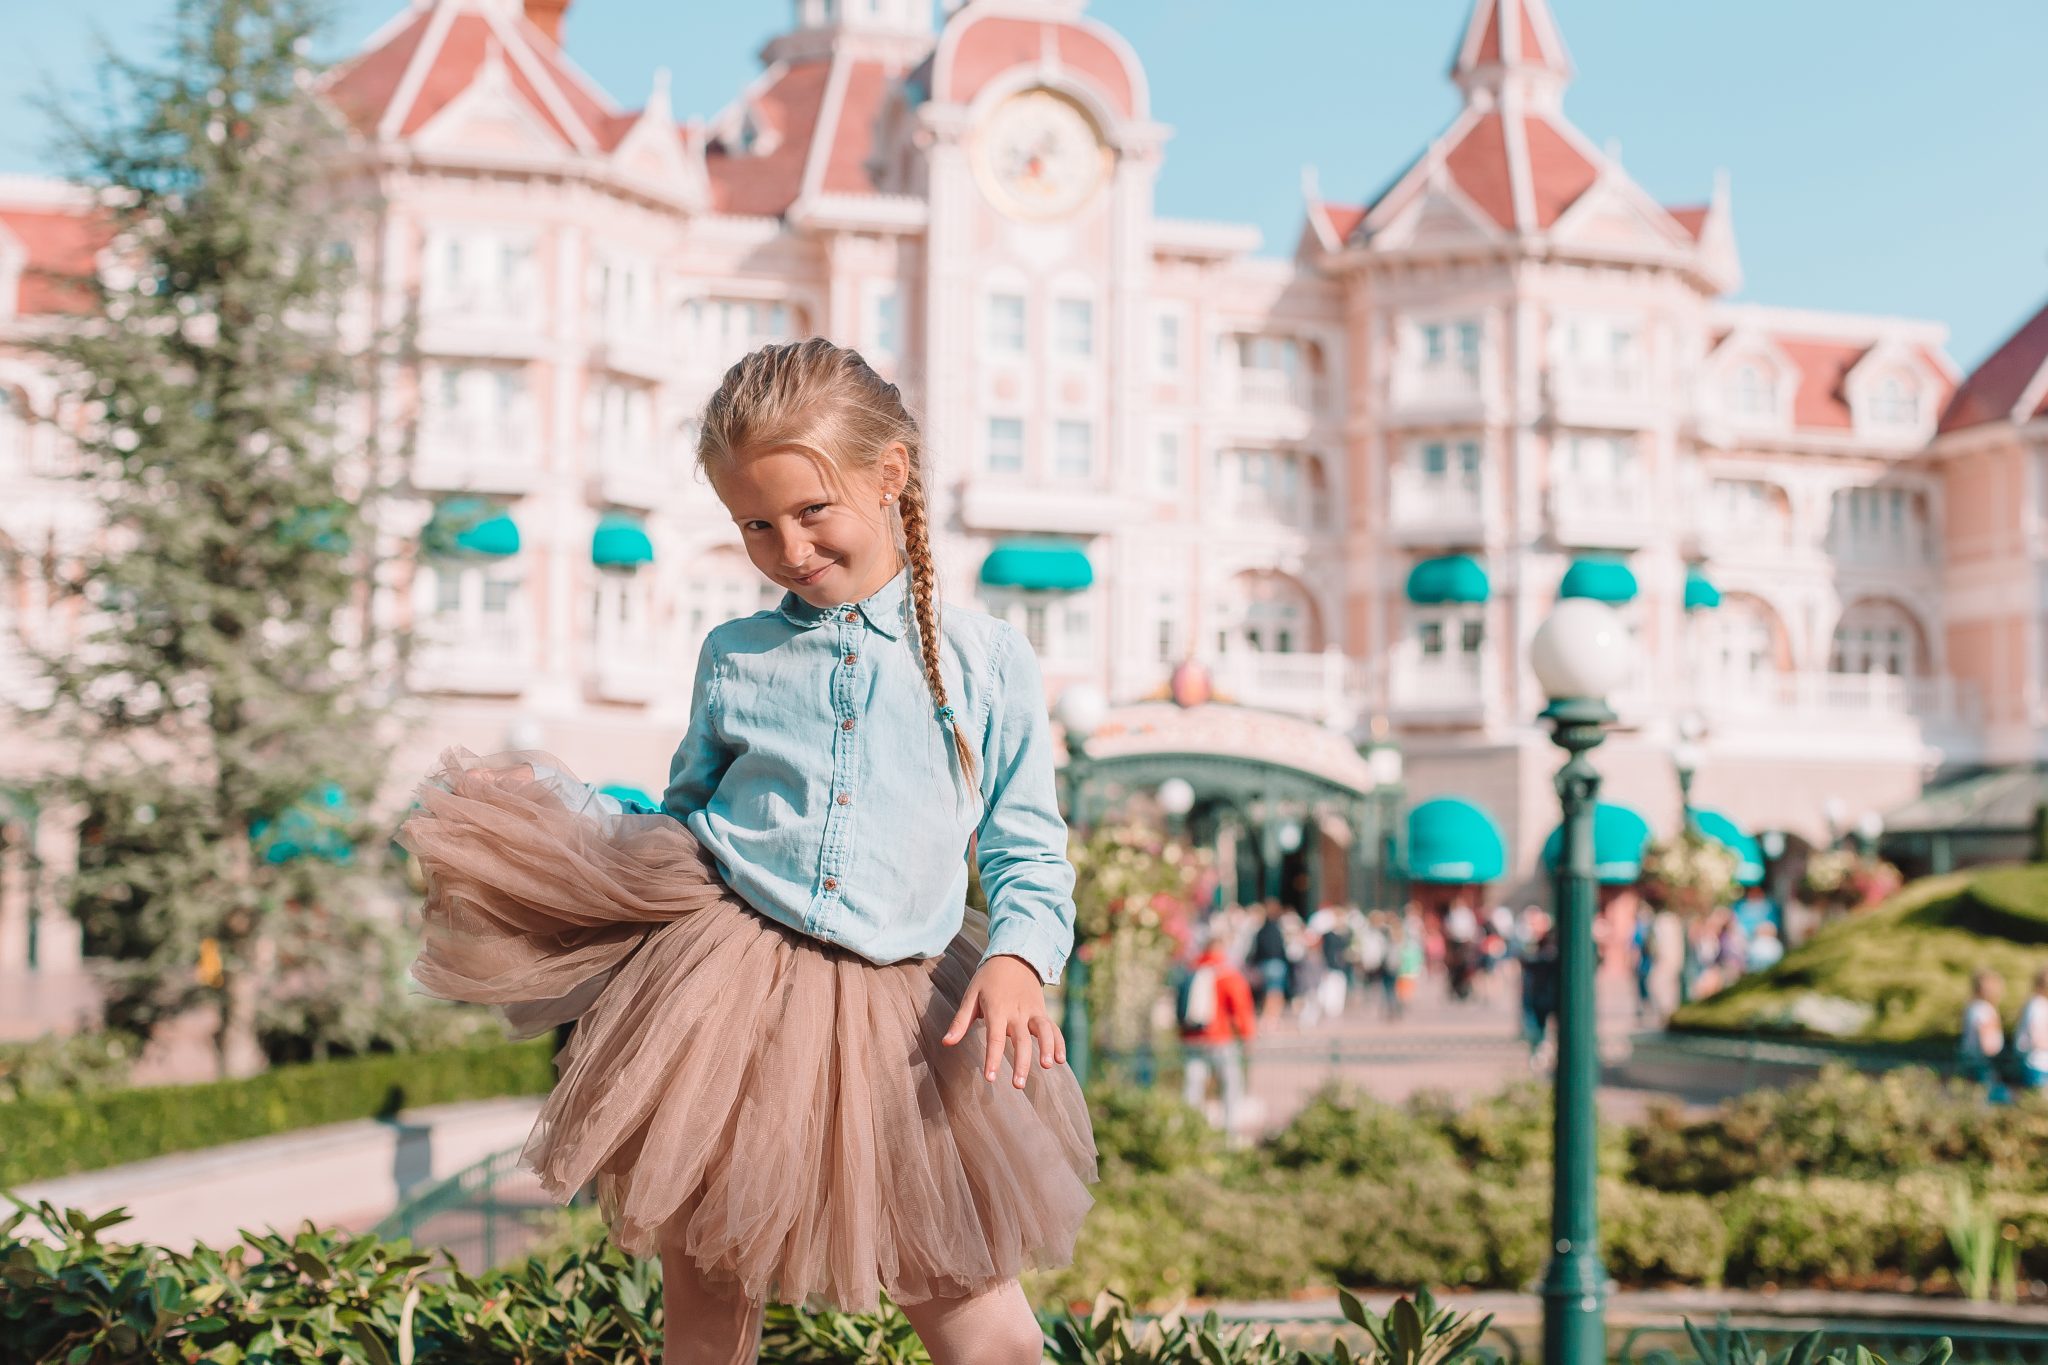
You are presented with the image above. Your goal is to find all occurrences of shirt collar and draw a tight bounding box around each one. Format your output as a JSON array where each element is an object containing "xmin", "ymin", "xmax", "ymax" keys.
[{"xmin": 776, "ymin": 563, "xmax": 908, "ymax": 639}]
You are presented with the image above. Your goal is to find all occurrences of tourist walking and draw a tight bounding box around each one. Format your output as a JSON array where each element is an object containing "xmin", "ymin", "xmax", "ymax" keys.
[
  {"xmin": 1249, "ymin": 902, "xmax": 1293, "ymax": 1023},
  {"xmin": 1517, "ymin": 908, "xmax": 1561, "ymax": 1070},
  {"xmin": 1174, "ymin": 924, "xmax": 1258, "ymax": 1142},
  {"xmin": 2013, "ymin": 968, "xmax": 2048, "ymax": 1092},
  {"xmin": 396, "ymin": 341, "xmax": 1094, "ymax": 1365},
  {"xmin": 1961, "ymin": 969, "xmax": 2009, "ymax": 1103}
]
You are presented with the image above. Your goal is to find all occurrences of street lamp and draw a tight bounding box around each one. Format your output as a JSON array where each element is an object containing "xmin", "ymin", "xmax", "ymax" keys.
[
  {"xmin": 1530, "ymin": 598, "xmax": 1632, "ymax": 1365},
  {"xmin": 1363, "ymin": 732, "xmax": 1405, "ymax": 911},
  {"xmin": 1053, "ymin": 682, "xmax": 1109, "ymax": 1088},
  {"xmin": 1157, "ymin": 777, "xmax": 1195, "ymax": 838},
  {"xmin": 1854, "ymin": 810, "xmax": 1884, "ymax": 860}
]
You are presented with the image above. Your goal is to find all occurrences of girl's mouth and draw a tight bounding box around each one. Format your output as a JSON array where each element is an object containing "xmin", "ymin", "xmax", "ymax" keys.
[{"xmin": 791, "ymin": 563, "xmax": 832, "ymax": 586}]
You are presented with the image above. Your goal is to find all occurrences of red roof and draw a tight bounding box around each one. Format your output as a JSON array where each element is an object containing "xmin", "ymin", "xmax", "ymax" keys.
[
  {"xmin": 1523, "ymin": 116, "xmax": 1598, "ymax": 228},
  {"xmin": 1939, "ymin": 298, "xmax": 2048, "ymax": 435},
  {"xmin": 321, "ymin": 1, "xmax": 621, "ymax": 149},
  {"xmin": 1774, "ymin": 338, "xmax": 1869, "ymax": 430},
  {"xmin": 1443, "ymin": 113, "xmax": 1516, "ymax": 230},
  {"xmin": 1322, "ymin": 202, "xmax": 1366, "ymax": 245},
  {"xmin": 1453, "ymin": 0, "xmax": 1571, "ymax": 81},
  {"xmin": 0, "ymin": 204, "xmax": 111, "ymax": 315},
  {"xmin": 705, "ymin": 61, "xmax": 832, "ymax": 217},
  {"xmin": 941, "ymin": 14, "xmax": 1136, "ymax": 119},
  {"xmin": 822, "ymin": 61, "xmax": 892, "ymax": 195},
  {"xmin": 1666, "ymin": 204, "xmax": 1710, "ymax": 240},
  {"xmin": 1396, "ymin": 109, "xmax": 1596, "ymax": 234}
]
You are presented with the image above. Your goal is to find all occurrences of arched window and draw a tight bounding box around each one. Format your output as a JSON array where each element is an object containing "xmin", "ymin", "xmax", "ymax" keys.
[
  {"xmin": 1708, "ymin": 594, "xmax": 1790, "ymax": 693},
  {"xmin": 1728, "ymin": 363, "xmax": 1774, "ymax": 416},
  {"xmin": 1215, "ymin": 570, "xmax": 1321, "ymax": 655},
  {"xmin": 1830, "ymin": 599, "xmax": 1924, "ymax": 676}
]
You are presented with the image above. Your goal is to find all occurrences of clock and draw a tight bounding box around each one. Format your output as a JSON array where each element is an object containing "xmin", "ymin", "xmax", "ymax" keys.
[{"xmin": 971, "ymin": 89, "xmax": 1107, "ymax": 221}]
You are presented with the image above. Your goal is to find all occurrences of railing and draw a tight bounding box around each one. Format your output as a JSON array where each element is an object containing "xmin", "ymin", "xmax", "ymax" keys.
[
  {"xmin": 415, "ymin": 420, "xmax": 542, "ymax": 492},
  {"xmin": 1706, "ymin": 672, "xmax": 1978, "ymax": 725},
  {"xmin": 1552, "ymin": 362, "xmax": 1649, "ymax": 406},
  {"xmin": 420, "ymin": 286, "xmax": 541, "ymax": 332},
  {"xmin": 1390, "ymin": 364, "xmax": 1485, "ymax": 410},
  {"xmin": 1387, "ymin": 468, "xmax": 1486, "ymax": 536},
  {"xmin": 410, "ymin": 630, "xmax": 529, "ymax": 695},
  {"xmin": 1231, "ymin": 369, "xmax": 1324, "ymax": 412},
  {"xmin": 1549, "ymin": 473, "xmax": 1653, "ymax": 529},
  {"xmin": 1210, "ymin": 648, "xmax": 1368, "ymax": 724},
  {"xmin": 374, "ymin": 1142, "xmax": 591, "ymax": 1273},
  {"xmin": 1389, "ymin": 650, "xmax": 1490, "ymax": 715},
  {"xmin": 1828, "ymin": 532, "xmax": 1936, "ymax": 570}
]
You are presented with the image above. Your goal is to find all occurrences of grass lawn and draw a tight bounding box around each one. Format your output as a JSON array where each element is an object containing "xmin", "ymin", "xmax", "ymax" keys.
[{"xmin": 1671, "ymin": 863, "xmax": 2048, "ymax": 1045}]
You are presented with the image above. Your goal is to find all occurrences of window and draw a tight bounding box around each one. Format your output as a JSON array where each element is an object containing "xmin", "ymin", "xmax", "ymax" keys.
[
  {"xmin": 1557, "ymin": 433, "xmax": 1638, "ymax": 482},
  {"xmin": 686, "ymin": 298, "xmax": 797, "ymax": 356},
  {"xmin": 1418, "ymin": 618, "xmax": 1444, "ymax": 655},
  {"xmin": 1455, "ymin": 322, "xmax": 1480, "ymax": 370},
  {"xmin": 1416, "ymin": 319, "xmax": 1480, "ymax": 371},
  {"xmin": 1418, "ymin": 439, "xmax": 1480, "ymax": 482},
  {"xmin": 1868, "ymin": 375, "xmax": 1920, "ymax": 426},
  {"xmin": 1153, "ymin": 430, "xmax": 1180, "ymax": 491},
  {"xmin": 986, "ymin": 417, "xmax": 1025, "ymax": 475},
  {"xmin": 1055, "ymin": 298, "xmax": 1093, "ymax": 359},
  {"xmin": 1155, "ymin": 311, "xmax": 1181, "ymax": 372},
  {"xmin": 1055, "ymin": 420, "xmax": 1093, "ymax": 478},
  {"xmin": 988, "ymin": 294, "xmax": 1026, "ymax": 354},
  {"xmin": 1154, "ymin": 591, "xmax": 1179, "ymax": 664},
  {"xmin": 867, "ymin": 284, "xmax": 901, "ymax": 360},
  {"xmin": 423, "ymin": 563, "xmax": 525, "ymax": 652},
  {"xmin": 1220, "ymin": 448, "xmax": 1308, "ymax": 523},
  {"xmin": 1729, "ymin": 363, "xmax": 1774, "ymax": 416},
  {"xmin": 1830, "ymin": 486, "xmax": 1921, "ymax": 560}
]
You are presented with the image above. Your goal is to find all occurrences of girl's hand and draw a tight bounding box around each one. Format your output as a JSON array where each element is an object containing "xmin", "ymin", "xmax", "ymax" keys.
[{"xmin": 941, "ymin": 954, "xmax": 1067, "ymax": 1089}]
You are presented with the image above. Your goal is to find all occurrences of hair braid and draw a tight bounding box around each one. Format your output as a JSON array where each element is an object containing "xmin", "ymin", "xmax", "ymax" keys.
[{"xmin": 893, "ymin": 470, "xmax": 978, "ymax": 789}]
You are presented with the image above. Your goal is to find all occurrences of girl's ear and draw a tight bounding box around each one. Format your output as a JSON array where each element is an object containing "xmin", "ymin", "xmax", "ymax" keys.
[{"xmin": 879, "ymin": 441, "xmax": 911, "ymax": 500}]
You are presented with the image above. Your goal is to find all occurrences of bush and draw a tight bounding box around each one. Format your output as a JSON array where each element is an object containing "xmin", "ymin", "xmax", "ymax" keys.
[
  {"xmin": 1602, "ymin": 1181, "xmax": 1728, "ymax": 1287},
  {"xmin": 1629, "ymin": 1065, "xmax": 2048, "ymax": 1195},
  {"xmin": 1087, "ymin": 1083, "xmax": 1227, "ymax": 1176},
  {"xmin": 1721, "ymin": 1175, "xmax": 1950, "ymax": 1288},
  {"xmin": 1262, "ymin": 1084, "xmax": 1461, "ymax": 1180},
  {"xmin": 0, "ymin": 1037, "xmax": 555, "ymax": 1186},
  {"xmin": 0, "ymin": 1030, "xmax": 139, "ymax": 1102}
]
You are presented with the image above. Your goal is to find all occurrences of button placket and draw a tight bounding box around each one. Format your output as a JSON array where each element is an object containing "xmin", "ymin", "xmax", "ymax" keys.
[{"xmin": 814, "ymin": 608, "xmax": 862, "ymax": 928}]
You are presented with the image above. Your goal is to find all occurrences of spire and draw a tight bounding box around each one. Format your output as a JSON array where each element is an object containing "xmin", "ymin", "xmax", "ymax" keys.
[
  {"xmin": 1451, "ymin": 0, "xmax": 1572, "ymax": 111},
  {"xmin": 525, "ymin": 0, "xmax": 569, "ymax": 46}
]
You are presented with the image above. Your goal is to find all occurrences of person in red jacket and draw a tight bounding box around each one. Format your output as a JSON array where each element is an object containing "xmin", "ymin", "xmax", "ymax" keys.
[{"xmin": 1176, "ymin": 923, "xmax": 1258, "ymax": 1142}]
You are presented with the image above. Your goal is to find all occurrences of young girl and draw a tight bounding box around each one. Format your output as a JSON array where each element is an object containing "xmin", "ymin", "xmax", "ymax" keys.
[{"xmin": 396, "ymin": 339, "xmax": 1098, "ymax": 1364}]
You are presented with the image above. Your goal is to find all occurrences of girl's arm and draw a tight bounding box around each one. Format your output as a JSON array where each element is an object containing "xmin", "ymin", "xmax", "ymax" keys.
[{"xmin": 971, "ymin": 624, "xmax": 1077, "ymax": 986}]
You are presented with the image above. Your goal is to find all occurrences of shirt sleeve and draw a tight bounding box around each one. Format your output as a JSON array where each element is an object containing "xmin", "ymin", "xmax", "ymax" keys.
[
  {"xmin": 971, "ymin": 624, "xmax": 1077, "ymax": 986},
  {"xmin": 657, "ymin": 631, "xmax": 731, "ymax": 822}
]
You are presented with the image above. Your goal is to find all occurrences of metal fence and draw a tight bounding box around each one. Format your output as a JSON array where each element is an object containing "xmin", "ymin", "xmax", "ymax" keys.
[{"xmin": 372, "ymin": 1142, "xmax": 589, "ymax": 1273}]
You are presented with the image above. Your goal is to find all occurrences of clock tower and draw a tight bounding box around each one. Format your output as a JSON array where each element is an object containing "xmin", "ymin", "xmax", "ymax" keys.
[{"xmin": 914, "ymin": 2, "xmax": 1167, "ymax": 686}]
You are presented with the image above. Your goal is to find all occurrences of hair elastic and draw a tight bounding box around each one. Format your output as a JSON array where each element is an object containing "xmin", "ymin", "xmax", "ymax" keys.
[{"xmin": 935, "ymin": 704, "xmax": 957, "ymax": 726}]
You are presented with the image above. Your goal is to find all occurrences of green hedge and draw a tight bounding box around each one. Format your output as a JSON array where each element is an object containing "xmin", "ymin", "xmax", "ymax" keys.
[{"xmin": 0, "ymin": 1038, "xmax": 555, "ymax": 1187}]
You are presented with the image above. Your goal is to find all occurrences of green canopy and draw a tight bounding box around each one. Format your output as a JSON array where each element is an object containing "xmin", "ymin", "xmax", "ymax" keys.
[
  {"xmin": 1406, "ymin": 555, "xmax": 1489, "ymax": 605},
  {"xmin": 1541, "ymin": 802, "xmax": 1652, "ymax": 885},
  {"xmin": 1406, "ymin": 797, "xmax": 1506, "ymax": 884},
  {"xmin": 979, "ymin": 538, "xmax": 1094, "ymax": 591},
  {"xmin": 252, "ymin": 782, "xmax": 355, "ymax": 865},
  {"xmin": 600, "ymin": 784, "xmax": 658, "ymax": 812},
  {"xmin": 1688, "ymin": 807, "xmax": 1765, "ymax": 886},
  {"xmin": 1559, "ymin": 557, "xmax": 1638, "ymax": 604},
  {"xmin": 424, "ymin": 497, "xmax": 520, "ymax": 558},
  {"xmin": 592, "ymin": 513, "xmax": 654, "ymax": 567},
  {"xmin": 1684, "ymin": 566, "xmax": 1722, "ymax": 612}
]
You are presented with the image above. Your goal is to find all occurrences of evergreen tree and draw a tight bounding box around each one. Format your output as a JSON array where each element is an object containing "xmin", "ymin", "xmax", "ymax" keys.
[{"xmin": 18, "ymin": 0, "xmax": 401, "ymax": 1077}]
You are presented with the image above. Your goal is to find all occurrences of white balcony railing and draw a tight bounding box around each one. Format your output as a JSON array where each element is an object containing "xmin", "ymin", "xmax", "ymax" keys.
[
  {"xmin": 1231, "ymin": 369, "xmax": 1323, "ymax": 413},
  {"xmin": 592, "ymin": 643, "xmax": 662, "ymax": 704},
  {"xmin": 414, "ymin": 419, "xmax": 543, "ymax": 493},
  {"xmin": 409, "ymin": 629, "xmax": 528, "ymax": 695},
  {"xmin": 1388, "ymin": 469, "xmax": 1486, "ymax": 540},
  {"xmin": 1389, "ymin": 648, "xmax": 1491, "ymax": 719},
  {"xmin": 1390, "ymin": 363, "xmax": 1485, "ymax": 413},
  {"xmin": 1548, "ymin": 474, "xmax": 1653, "ymax": 546},
  {"xmin": 1703, "ymin": 671, "xmax": 1977, "ymax": 727},
  {"xmin": 1826, "ymin": 533, "xmax": 1934, "ymax": 571},
  {"xmin": 420, "ymin": 285, "xmax": 542, "ymax": 334},
  {"xmin": 1553, "ymin": 364, "xmax": 1648, "ymax": 404},
  {"xmin": 1210, "ymin": 647, "xmax": 1368, "ymax": 725}
]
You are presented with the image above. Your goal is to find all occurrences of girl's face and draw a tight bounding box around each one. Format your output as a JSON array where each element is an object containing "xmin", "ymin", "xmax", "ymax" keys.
[{"xmin": 715, "ymin": 445, "xmax": 908, "ymax": 607}]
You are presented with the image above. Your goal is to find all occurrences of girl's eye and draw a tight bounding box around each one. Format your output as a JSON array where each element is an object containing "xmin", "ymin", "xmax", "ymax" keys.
[{"xmin": 803, "ymin": 503, "xmax": 828, "ymax": 518}]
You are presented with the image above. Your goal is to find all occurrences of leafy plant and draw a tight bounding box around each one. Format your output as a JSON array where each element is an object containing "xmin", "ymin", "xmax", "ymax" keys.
[{"xmin": 1945, "ymin": 1182, "xmax": 2020, "ymax": 1305}]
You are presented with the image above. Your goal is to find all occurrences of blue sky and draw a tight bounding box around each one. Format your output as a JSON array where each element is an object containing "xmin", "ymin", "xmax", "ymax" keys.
[{"xmin": 6, "ymin": 1, "xmax": 2043, "ymax": 369}]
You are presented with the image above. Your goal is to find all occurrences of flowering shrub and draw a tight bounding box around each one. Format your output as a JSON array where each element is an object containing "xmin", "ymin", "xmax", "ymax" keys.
[
  {"xmin": 1068, "ymin": 824, "xmax": 1212, "ymax": 1055},
  {"xmin": 1638, "ymin": 833, "xmax": 1742, "ymax": 917},
  {"xmin": 1802, "ymin": 849, "xmax": 1904, "ymax": 910}
]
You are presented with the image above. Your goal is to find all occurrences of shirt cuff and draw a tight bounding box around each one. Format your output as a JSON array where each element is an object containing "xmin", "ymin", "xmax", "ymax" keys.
[{"xmin": 978, "ymin": 914, "xmax": 1073, "ymax": 987}]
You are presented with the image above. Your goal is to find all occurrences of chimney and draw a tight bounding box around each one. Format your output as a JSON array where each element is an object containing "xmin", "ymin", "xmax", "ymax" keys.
[{"xmin": 526, "ymin": 0, "xmax": 569, "ymax": 45}]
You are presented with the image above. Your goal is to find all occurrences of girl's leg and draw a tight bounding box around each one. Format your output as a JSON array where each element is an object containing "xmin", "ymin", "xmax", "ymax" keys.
[
  {"xmin": 659, "ymin": 1243, "xmax": 765, "ymax": 1365},
  {"xmin": 900, "ymin": 1278, "xmax": 1045, "ymax": 1365}
]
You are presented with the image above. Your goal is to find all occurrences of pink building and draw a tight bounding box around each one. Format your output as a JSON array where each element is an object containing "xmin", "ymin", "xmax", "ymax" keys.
[{"xmin": 0, "ymin": 0, "xmax": 2039, "ymax": 972}]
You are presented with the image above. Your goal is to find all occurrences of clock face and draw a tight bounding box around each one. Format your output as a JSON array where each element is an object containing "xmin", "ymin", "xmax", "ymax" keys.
[{"xmin": 973, "ymin": 90, "xmax": 1107, "ymax": 221}]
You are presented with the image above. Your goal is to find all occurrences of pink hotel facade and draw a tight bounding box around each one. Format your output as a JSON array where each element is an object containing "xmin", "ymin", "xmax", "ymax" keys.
[{"xmin": 4, "ymin": 0, "xmax": 2048, "ymax": 970}]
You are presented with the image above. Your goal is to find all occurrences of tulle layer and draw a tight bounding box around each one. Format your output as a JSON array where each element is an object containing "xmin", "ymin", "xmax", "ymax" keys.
[{"xmin": 394, "ymin": 746, "xmax": 1099, "ymax": 1311}]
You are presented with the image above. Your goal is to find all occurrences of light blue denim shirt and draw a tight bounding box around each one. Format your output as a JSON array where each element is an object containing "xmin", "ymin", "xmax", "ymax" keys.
[{"xmin": 575, "ymin": 565, "xmax": 1076, "ymax": 985}]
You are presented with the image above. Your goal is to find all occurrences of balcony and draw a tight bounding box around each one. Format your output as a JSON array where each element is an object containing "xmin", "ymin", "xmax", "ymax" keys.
[
  {"xmin": 1548, "ymin": 363, "xmax": 1653, "ymax": 429},
  {"xmin": 589, "ymin": 446, "xmax": 670, "ymax": 510},
  {"xmin": 1387, "ymin": 469, "xmax": 1486, "ymax": 545},
  {"xmin": 1699, "ymin": 670, "xmax": 1978, "ymax": 754},
  {"xmin": 591, "ymin": 314, "xmax": 669, "ymax": 384},
  {"xmin": 413, "ymin": 421, "xmax": 542, "ymax": 494},
  {"xmin": 592, "ymin": 647, "xmax": 662, "ymax": 704},
  {"xmin": 1695, "ymin": 511, "xmax": 1797, "ymax": 564},
  {"xmin": 416, "ymin": 287, "xmax": 545, "ymax": 359},
  {"xmin": 409, "ymin": 629, "xmax": 529, "ymax": 696},
  {"xmin": 1827, "ymin": 532, "xmax": 1936, "ymax": 574},
  {"xmin": 1388, "ymin": 646, "xmax": 1491, "ymax": 724},
  {"xmin": 1388, "ymin": 363, "xmax": 1490, "ymax": 423},
  {"xmin": 957, "ymin": 481, "xmax": 1140, "ymax": 535},
  {"xmin": 1210, "ymin": 647, "xmax": 1369, "ymax": 725},
  {"xmin": 1547, "ymin": 473, "xmax": 1654, "ymax": 549}
]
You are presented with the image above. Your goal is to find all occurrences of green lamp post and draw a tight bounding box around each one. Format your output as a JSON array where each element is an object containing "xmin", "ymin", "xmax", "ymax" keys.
[
  {"xmin": 1363, "ymin": 735, "xmax": 1406, "ymax": 911},
  {"xmin": 1054, "ymin": 682, "xmax": 1109, "ymax": 1089},
  {"xmin": 1671, "ymin": 712, "xmax": 1705, "ymax": 1007},
  {"xmin": 1530, "ymin": 598, "xmax": 1632, "ymax": 1365}
]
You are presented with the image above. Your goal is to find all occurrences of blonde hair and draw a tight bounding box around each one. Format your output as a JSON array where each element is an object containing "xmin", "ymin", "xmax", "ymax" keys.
[{"xmin": 697, "ymin": 338, "xmax": 979, "ymax": 791}]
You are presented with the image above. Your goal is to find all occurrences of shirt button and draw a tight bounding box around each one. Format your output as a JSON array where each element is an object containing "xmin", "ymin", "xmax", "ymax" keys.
[
  {"xmin": 823, "ymin": 877, "xmax": 838, "ymax": 890},
  {"xmin": 844, "ymin": 652, "xmax": 857, "ymax": 666},
  {"xmin": 837, "ymin": 792, "xmax": 851, "ymax": 806},
  {"xmin": 843, "ymin": 609, "xmax": 858, "ymax": 622},
  {"xmin": 841, "ymin": 718, "xmax": 855, "ymax": 731}
]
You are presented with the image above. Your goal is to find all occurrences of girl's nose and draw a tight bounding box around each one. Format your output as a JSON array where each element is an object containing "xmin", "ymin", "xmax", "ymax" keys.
[{"xmin": 777, "ymin": 526, "xmax": 813, "ymax": 565}]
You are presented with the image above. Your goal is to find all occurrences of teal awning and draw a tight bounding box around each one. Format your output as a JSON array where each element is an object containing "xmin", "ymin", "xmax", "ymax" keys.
[
  {"xmin": 592, "ymin": 513, "xmax": 654, "ymax": 567},
  {"xmin": 1688, "ymin": 807, "xmax": 1765, "ymax": 886},
  {"xmin": 424, "ymin": 497, "xmax": 520, "ymax": 558},
  {"xmin": 1406, "ymin": 797, "xmax": 1506, "ymax": 885},
  {"xmin": 253, "ymin": 782, "xmax": 354, "ymax": 865},
  {"xmin": 980, "ymin": 538, "xmax": 1093, "ymax": 591},
  {"xmin": 1406, "ymin": 555, "xmax": 1489, "ymax": 605},
  {"xmin": 1559, "ymin": 557, "xmax": 1638, "ymax": 604},
  {"xmin": 600, "ymin": 784, "xmax": 657, "ymax": 811},
  {"xmin": 1684, "ymin": 567, "xmax": 1722, "ymax": 612},
  {"xmin": 1541, "ymin": 802, "xmax": 1652, "ymax": 885}
]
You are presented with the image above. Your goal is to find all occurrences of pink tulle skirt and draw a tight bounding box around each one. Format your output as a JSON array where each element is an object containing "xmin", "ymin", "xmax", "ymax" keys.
[{"xmin": 393, "ymin": 747, "xmax": 1098, "ymax": 1312}]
